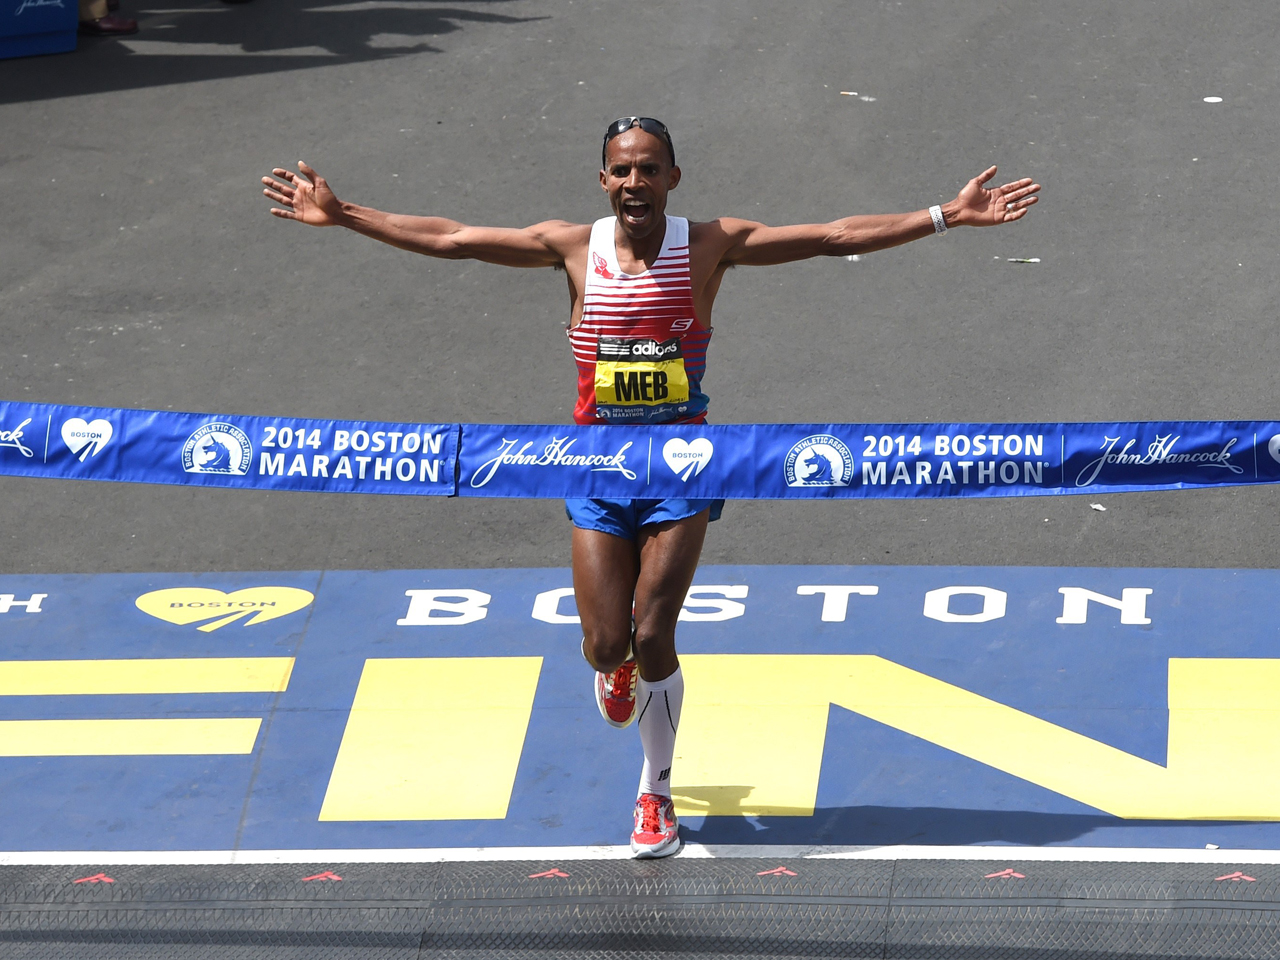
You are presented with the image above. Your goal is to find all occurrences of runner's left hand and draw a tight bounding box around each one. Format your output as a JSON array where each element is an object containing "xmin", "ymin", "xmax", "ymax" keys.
[{"xmin": 950, "ymin": 166, "xmax": 1040, "ymax": 227}]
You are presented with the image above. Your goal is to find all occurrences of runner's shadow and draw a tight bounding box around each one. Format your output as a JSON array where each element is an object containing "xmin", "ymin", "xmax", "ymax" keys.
[
  {"xmin": 0, "ymin": 0, "xmax": 546, "ymax": 105},
  {"xmin": 677, "ymin": 801, "xmax": 1245, "ymax": 846}
]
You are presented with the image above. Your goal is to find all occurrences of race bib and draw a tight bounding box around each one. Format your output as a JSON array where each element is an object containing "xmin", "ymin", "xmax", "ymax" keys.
[{"xmin": 594, "ymin": 337, "xmax": 690, "ymax": 415}]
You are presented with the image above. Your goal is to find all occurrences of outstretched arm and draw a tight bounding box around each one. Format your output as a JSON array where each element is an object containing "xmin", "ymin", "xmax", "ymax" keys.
[
  {"xmin": 261, "ymin": 161, "xmax": 580, "ymax": 268},
  {"xmin": 716, "ymin": 166, "xmax": 1040, "ymax": 266}
]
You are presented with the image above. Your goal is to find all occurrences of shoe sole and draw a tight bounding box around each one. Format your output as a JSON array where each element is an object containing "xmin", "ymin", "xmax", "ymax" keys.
[{"xmin": 631, "ymin": 832, "xmax": 681, "ymax": 859}]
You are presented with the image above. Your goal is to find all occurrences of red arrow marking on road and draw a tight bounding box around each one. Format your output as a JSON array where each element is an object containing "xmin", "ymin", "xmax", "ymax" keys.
[
  {"xmin": 1215, "ymin": 871, "xmax": 1257, "ymax": 882},
  {"xmin": 757, "ymin": 866, "xmax": 798, "ymax": 876},
  {"xmin": 300, "ymin": 871, "xmax": 343, "ymax": 882},
  {"xmin": 72, "ymin": 873, "xmax": 114, "ymax": 884},
  {"xmin": 984, "ymin": 868, "xmax": 1026, "ymax": 879},
  {"xmin": 528, "ymin": 868, "xmax": 570, "ymax": 879}
]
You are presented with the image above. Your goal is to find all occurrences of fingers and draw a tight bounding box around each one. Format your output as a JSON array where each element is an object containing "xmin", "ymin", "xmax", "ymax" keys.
[
  {"xmin": 974, "ymin": 164, "xmax": 998, "ymax": 185},
  {"xmin": 1003, "ymin": 196, "xmax": 1038, "ymax": 212},
  {"xmin": 271, "ymin": 167, "xmax": 297, "ymax": 184},
  {"xmin": 1002, "ymin": 182, "xmax": 1041, "ymax": 203},
  {"xmin": 297, "ymin": 160, "xmax": 319, "ymax": 184},
  {"xmin": 269, "ymin": 208, "xmax": 296, "ymax": 220},
  {"xmin": 261, "ymin": 175, "xmax": 295, "ymax": 194},
  {"xmin": 262, "ymin": 187, "xmax": 292, "ymax": 205},
  {"xmin": 1001, "ymin": 195, "xmax": 1038, "ymax": 221}
]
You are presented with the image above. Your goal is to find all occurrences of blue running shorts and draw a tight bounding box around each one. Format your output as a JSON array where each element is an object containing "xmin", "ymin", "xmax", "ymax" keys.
[{"xmin": 564, "ymin": 498, "xmax": 725, "ymax": 540}]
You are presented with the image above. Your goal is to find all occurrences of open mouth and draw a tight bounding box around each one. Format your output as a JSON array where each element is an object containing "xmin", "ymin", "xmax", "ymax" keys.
[{"xmin": 621, "ymin": 199, "xmax": 651, "ymax": 225}]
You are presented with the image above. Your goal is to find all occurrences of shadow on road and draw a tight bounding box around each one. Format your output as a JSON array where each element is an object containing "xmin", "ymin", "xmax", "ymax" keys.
[
  {"xmin": 0, "ymin": 0, "xmax": 545, "ymax": 104},
  {"xmin": 681, "ymin": 804, "xmax": 1244, "ymax": 847}
]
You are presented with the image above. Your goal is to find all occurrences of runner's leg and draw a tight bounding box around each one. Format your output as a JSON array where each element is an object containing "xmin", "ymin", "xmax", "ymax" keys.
[
  {"xmin": 632, "ymin": 510, "xmax": 708, "ymax": 682},
  {"xmin": 572, "ymin": 527, "xmax": 639, "ymax": 674},
  {"xmin": 628, "ymin": 509, "xmax": 707, "ymax": 856}
]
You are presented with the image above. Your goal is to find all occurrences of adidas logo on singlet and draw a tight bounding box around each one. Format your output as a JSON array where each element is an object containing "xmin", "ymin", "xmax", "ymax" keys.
[{"xmin": 596, "ymin": 337, "xmax": 683, "ymax": 361}]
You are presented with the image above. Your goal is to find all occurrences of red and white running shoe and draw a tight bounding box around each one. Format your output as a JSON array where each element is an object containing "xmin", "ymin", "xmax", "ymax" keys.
[
  {"xmin": 631, "ymin": 793, "xmax": 680, "ymax": 859},
  {"xmin": 594, "ymin": 653, "xmax": 638, "ymax": 728}
]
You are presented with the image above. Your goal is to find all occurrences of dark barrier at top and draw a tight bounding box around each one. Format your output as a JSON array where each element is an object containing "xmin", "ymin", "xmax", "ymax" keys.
[{"xmin": 2, "ymin": 399, "xmax": 1279, "ymax": 500}]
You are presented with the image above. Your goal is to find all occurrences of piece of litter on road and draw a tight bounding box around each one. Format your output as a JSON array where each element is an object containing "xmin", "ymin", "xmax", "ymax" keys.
[
  {"xmin": 1090, "ymin": 503, "xmax": 1106, "ymax": 512},
  {"xmin": 1007, "ymin": 258, "xmax": 1040, "ymax": 263},
  {"xmin": 859, "ymin": 95, "xmax": 876, "ymax": 102},
  {"xmin": 845, "ymin": 254, "xmax": 862, "ymax": 262},
  {"xmin": 1206, "ymin": 843, "xmax": 1220, "ymax": 850},
  {"xmin": 840, "ymin": 91, "xmax": 857, "ymax": 96},
  {"xmin": 1203, "ymin": 96, "xmax": 1223, "ymax": 103}
]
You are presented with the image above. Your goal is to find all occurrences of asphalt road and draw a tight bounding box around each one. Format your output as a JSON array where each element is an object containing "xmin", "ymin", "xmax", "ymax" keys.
[{"xmin": 2, "ymin": 0, "xmax": 1277, "ymax": 574}]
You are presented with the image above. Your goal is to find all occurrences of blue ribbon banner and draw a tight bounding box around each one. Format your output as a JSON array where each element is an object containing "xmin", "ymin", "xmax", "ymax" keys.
[
  {"xmin": 3, "ymin": 400, "xmax": 1279, "ymax": 500},
  {"xmin": 0, "ymin": 401, "xmax": 457, "ymax": 497}
]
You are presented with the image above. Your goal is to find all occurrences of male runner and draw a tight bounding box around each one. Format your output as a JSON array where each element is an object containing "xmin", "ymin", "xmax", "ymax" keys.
[{"xmin": 261, "ymin": 117, "xmax": 1040, "ymax": 858}]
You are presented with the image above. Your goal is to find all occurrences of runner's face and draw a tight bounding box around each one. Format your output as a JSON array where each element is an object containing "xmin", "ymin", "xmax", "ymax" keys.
[{"xmin": 599, "ymin": 128, "xmax": 680, "ymax": 239}]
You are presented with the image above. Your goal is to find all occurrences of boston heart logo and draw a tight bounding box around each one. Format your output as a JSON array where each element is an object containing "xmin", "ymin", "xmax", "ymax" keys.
[
  {"xmin": 61, "ymin": 418, "xmax": 114, "ymax": 461},
  {"xmin": 663, "ymin": 437, "xmax": 714, "ymax": 482},
  {"xmin": 135, "ymin": 587, "xmax": 315, "ymax": 633}
]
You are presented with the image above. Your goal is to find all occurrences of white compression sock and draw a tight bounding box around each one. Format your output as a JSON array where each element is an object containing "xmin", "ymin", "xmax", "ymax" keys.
[{"xmin": 635, "ymin": 666, "xmax": 684, "ymax": 799}]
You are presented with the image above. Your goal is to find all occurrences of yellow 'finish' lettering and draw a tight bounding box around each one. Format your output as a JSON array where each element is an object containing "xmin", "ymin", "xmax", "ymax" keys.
[
  {"xmin": 0, "ymin": 718, "xmax": 262, "ymax": 756},
  {"xmin": 673, "ymin": 655, "xmax": 1280, "ymax": 821},
  {"xmin": 0, "ymin": 658, "xmax": 295, "ymax": 695},
  {"xmin": 319, "ymin": 657, "xmax": 542, "ymax": 821}
]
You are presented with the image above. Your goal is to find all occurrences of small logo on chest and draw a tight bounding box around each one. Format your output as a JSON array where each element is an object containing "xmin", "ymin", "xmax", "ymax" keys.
[{"xmin": 592, "ymin": 252, "xmax": 614, "ymax": 279}]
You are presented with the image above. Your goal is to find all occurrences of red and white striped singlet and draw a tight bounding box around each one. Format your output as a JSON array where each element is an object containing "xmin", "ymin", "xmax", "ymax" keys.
[{"xmin": 568, "ymin": 215, "xmax": 712, "ymax": 425}]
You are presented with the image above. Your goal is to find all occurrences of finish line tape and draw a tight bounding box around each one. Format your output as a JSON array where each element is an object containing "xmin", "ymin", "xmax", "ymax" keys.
[{"xmin": 2, "ymin": 399, "xmax": 1279, "ymax": 500}]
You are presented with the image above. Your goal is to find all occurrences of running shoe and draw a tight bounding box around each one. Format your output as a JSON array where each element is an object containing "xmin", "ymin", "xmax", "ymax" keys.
[
  {"xmin": 594, "ymin": 652, "xmax": 638, "ymax": 728},
  {"xmin": 631, "ymin": 793, "xmax": 680, "ymax": 858}
]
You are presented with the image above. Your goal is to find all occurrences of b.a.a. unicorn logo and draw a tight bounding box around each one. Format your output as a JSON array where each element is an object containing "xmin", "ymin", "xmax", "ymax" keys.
[
  {"xmin": 785, "ymin": 435, "xmax": 854, "ymax": 487},
  {"xmin": 182, "ymin": 422, "xmax": 252, "ymax": 476}
]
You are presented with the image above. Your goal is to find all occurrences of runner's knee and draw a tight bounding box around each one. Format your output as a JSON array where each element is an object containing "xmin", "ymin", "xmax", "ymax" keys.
[
  {"xmin": 632, "ymin": 621, "xmax": 677, "ymax": 674},
  {"xmin": 583, "ymin": 626, "xmax": 632, "ymax": 673}
]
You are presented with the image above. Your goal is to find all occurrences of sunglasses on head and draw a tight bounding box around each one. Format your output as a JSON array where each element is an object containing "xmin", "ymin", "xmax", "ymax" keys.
[{"xmin": 601, "ymin": 117, "xmax": 676, "ymax": 169}]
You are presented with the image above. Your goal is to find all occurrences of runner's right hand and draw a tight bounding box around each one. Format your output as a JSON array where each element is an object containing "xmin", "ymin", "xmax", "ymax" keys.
[{"xmin": 261, "ymin": 161, "xmax": 343, "ymax": 227}]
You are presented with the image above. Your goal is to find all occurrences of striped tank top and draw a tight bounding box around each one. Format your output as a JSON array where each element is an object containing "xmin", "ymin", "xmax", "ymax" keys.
[{"xmin": 568, "ymin": 215, "xmax": 712, "ymax": 425}]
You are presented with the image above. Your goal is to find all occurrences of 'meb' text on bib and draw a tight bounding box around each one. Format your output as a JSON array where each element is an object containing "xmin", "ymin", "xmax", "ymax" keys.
[
  {"xmin": 593, "ymin": 336, "xmax": 690, "ymax": 421},
  {"xmin": 569, "ymin": 216, "xmax": 711, "ymax": 425}
]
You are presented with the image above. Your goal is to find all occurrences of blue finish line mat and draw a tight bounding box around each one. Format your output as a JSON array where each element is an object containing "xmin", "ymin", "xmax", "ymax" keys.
[{"xmin": 1, "ymin": 563, "xmax": 1279, "ymax": 853}]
